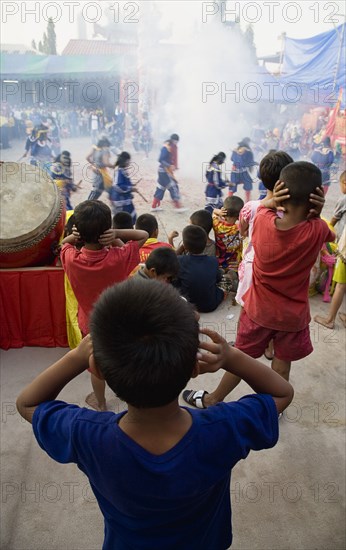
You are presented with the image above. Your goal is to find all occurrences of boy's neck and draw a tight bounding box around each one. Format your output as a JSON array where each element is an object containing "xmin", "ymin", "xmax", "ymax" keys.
[
  {"xmin": 84, "ymin": 243, "xmax": 103, "ymax": 250},
  {"xmin": 119, "ymin": 399, "xmax": 192, "ymax": 455},
  {"xmin": 277, "ymin": 204, "xmax": 309, "ymax": 229},
  {"xmin": 224, "ymin": 216, "xmax": 237, "ymax": 224}
]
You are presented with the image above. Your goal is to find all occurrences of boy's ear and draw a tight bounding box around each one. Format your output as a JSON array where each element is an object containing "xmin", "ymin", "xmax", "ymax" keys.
[
  {"xmin": 89, "ymin": 353, "xmax": 103, "ymax": 379},
  {"xmin": 147, "ymin": 267, "xmax": 157, "ymax": 279},
  {"xmin": 191, "ymin": 362, "xmax": 200, "ymax": 379}
]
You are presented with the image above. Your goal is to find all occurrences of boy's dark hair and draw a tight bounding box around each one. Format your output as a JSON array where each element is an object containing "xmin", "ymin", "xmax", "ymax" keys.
[
  {"xmin": 222, "ymin": 196, "xmax": 244, "ymax": 218},
  {"xmin": 146, "ymin": 247, "xmax": 179, "ymax": 277},
  {"xmin": 113, "ymin": 211, "xmax": 133, "ymax": 229},
  {"xmin": 64, "ymin": 214, "xmax": 76, "ymax": 237},
  {"xmin": 135, "ymin": 213, "xmax": 158, "ymax": 237},
  {"xmin": 259, "ymin": 151, "xmax": 293, "ymax": 191},
  {"xmin": 90, "ymin": 279, "xmax": 199, "ymax": 408},
  {"xmin": 182, "ymin": 225, "xmax": 207, "ymax": 254},
  {"xmin": 280, "ymin": 161, "xmax": 322, "ymax": 206},
  {"xmin": 74, "ymin": 200, "xmax": 112, "ymax": 244},
  {"xmin": 190, "ymin": 210, "xmax": 213, "ymax": 235}
]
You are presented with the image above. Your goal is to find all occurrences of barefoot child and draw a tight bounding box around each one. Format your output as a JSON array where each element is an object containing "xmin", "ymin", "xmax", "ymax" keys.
[{"xmin": 315, "ymin": 171, "xmax": 346, "ymax": 329}]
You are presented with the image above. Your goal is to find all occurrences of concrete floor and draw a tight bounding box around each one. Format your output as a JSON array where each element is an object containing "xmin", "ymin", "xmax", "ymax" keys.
[{"xmin": 1, "ymin": 138, "xmax": 345, "ymax": 549}]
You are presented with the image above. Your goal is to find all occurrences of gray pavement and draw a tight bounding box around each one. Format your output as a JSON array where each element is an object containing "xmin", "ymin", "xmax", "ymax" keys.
[{"xmin": 1, "ymin": 137, "xmax": 345, "ymax": 549}]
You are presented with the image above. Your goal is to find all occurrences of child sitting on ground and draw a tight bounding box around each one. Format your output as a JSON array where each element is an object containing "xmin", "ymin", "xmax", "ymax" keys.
[
  {"xmin": 176, "ymin": 209, "xmax": 216, "ymax": 256},
  {"xmin": 131, "ymin": 247, "xmax": 179, "ymax": 283},
  {"xmin": 174, "ymin": 225, "xmax": 225, "ymax": 312},
  {"xmin": 184, "ymin": 161, "xmax": 333, "ymax": 409},
  {"xmin": 135, "ymin": 213, "xmax": 177, "ymax": 262},
  {"xmin": 17, "ymin": 278, "xmax": 293, "ymax": 550},
  {"xmin": 213, "ymin": 195, "xmax": 244, "ymax": 293},
  {"xmin": 60, "ymin": 200, "xmax": 148, "ymax": 411}
]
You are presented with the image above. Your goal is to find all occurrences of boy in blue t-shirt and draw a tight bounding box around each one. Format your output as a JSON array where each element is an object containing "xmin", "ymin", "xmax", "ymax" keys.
[{"xmin": 17, "ymin": 279, "xmax": 293, "ymax": 550}]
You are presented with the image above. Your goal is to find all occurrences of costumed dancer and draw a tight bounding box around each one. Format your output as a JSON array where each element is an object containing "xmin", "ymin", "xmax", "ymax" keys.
[
  {"xmin": 205, "ymin": 152, "xmax": 227, "ymax": 213},
  {"xmin": 49, "ymin": 151, "xmax": 79, "ymax": 211},
  {"xmin": 46, "ymin": 116, "xmax": 61, "ymax": 157},
  {"xmin": 230, "ymin": 137, "xmax": 256, "ymax": 202},
  {"xmin": 87, "ymin": 138, "xmax": 115, "ymax": 200},
  {"xmin": 151, "ymin": 135, "xmax": 186, "ymax": 212},
  {"xmin": 311, "ymin": 137, "xmax": 335, "ymax": 195},
  {"xmin": 109, "ymin": 151, "xmax": 138, "ymax": 224},
  {"xmin": 22, "ymin": 124, "xmax": 52, "ymax": 167}
]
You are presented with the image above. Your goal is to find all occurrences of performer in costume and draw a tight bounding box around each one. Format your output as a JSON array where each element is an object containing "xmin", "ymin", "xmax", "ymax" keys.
[
  {"xmin": 23, "ymin": 124, "xmax": 51, "ymax": 165},
  {"xmin": 87, "ymin": 137, "xmax": 115, "ymax": 200},
  {"xmin": 46, "ymin": 116, "xmax": 61, "ymax": 157},
  {"xmin": 205, "ymin": 152, "xmax": 227, "ymax": 213},
  {"xmin": 151, "ymin": 136, "xmax": 186, "ymax": 211},
  {"xmin": 109, "ymin": 151, "xmax": 138, "ymax": 224},
  {"xmin": 49, "ymin": 151, "xmax": 78, "ymax": 211},
  {"xmin": 311, "ymin": 137, "xmax": 335, "ymax": 195},
  {"xmin": 230, "ymin": 137, "xmax": 257, "ymax": 202}
]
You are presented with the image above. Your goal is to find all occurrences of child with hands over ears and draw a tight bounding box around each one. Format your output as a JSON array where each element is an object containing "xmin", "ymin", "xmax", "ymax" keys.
[
  {"xmin": 60, "ymin": 200, "xmax": 148, "ymax": 412},
  {"xmin": 17, "ymin": 278, "xmax": 293, "ymax": 550},
  {"xmin": 184, "ymin": 161, "xmax": 332, "ymax": 410}
]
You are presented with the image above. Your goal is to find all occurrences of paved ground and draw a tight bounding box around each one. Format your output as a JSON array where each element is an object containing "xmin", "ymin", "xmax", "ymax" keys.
[{"xmin": 1, "ymin": 136, "xmax": 345, "ymax": 549}]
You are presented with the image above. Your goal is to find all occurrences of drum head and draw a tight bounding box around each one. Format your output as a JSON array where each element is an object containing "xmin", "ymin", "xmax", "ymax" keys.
[{"xmin": 0, "ymin": 162, "xmax": 61, "ymax": 250}]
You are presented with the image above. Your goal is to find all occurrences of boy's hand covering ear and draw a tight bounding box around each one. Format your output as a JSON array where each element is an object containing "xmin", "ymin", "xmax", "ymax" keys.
[
  {"xmin": 99, "ymin": 228, "xmax": 116, "ymax": 246},
  {"xmin": 307, "ymin": 186, "xmax": 325, "ymax": 219},
  {"xmin": 195, "ymin": 328, "xmax": 231, "ymax": 376},
  {"xmin": 263, "ymin": 181, "xmax": 290, "ymax": 211},
  {"xmin": 74, "ymin": 334, "xmax": 94, "ymax": 366}
]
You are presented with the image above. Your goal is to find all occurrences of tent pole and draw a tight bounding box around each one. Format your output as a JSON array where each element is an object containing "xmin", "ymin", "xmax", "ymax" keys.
[
  {"xmin": 279, "ymin": 32, "xmax": 286, "ymax": 75},
  {"xmin": 333, "ymin": 23, "xmax": 345, "ymax": 91}
]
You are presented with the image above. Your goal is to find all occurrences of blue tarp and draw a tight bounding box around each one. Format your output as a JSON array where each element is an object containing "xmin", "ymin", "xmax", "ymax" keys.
[{"xmin": 280, "ymin": 23, "xmax": 346, "ymax": 107}]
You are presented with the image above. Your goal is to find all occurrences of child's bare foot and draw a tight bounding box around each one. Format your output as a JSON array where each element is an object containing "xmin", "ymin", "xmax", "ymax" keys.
[
  {"xmin": 338, "ymin": 312, "xmax": 346, "ymax": 328},
  {"xmin": 314, "ymin": 315, "xmax": 334, "ymax": 330},
  {"xmin": 85, "ymin": 392, "xmax": 107, "ymax": 411}
]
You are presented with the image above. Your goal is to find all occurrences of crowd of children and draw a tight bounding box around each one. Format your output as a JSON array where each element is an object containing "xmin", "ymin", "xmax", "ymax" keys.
[{"xmin": 15, "ymin": 143, "xmax": 346, "ymax": 549}]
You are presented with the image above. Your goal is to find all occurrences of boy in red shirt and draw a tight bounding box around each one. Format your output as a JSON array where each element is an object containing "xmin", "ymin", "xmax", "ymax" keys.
[
  {"xmin": 61, "ymin": 200, "xmax": 148, "ymax": 410},
  {"xmin": 135, "ymin": 213, "xmax": 177, "ymax": 262},
  {"xmin": 184, "ymin": 161, "xmax": 334, "ymax": 409}
]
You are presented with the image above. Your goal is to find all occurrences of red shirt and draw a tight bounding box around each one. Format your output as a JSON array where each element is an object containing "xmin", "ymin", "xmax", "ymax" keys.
[
  {"xmin": 139, "ymin": 238, "xmax": 172, "ymax": 263},
  {"xmin": 243, "ymin": 207, "xmax": 335, "ymax": 331},
  {"xmin": 61, "ymin": 242, "xmax": 140, "ymax": 335}
]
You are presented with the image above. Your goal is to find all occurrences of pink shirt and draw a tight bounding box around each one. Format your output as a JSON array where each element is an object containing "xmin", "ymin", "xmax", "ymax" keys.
[
  {"xmin": 61, "ymin": 242, "xmax": 140, "ymax": 335},
  {"xmin": 243, "ymin": 207, "xmax": 335, "ymax": 332}
]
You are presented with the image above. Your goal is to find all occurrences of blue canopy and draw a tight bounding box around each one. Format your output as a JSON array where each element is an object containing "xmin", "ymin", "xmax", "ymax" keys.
[{"xmin": 280, "ymin": 23, "xmax": 346, "ymax": 107}]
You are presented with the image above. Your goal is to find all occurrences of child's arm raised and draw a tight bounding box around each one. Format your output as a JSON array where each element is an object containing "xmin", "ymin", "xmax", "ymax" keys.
[
  {"xmin": 197, "ymin": 329, "xmax": 293, "ymax": 413},
  {"xmin": 16, "ymin": 336, "xmax": 93, "ymax": 424},
  {"xmin": 99, "ymin": 229, "xmax": 149, "ymax": 248}
]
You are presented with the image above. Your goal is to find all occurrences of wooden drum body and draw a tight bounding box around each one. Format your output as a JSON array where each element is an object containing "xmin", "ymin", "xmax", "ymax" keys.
[{"xmin": 0, "ymin": 162, "xmax": 65, "ymax": 268}]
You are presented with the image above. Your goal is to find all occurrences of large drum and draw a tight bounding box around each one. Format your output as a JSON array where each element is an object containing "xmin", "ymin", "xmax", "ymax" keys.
[{"xmin": 0, "ymin": 162, "xmax": 65, "ymax": 268}]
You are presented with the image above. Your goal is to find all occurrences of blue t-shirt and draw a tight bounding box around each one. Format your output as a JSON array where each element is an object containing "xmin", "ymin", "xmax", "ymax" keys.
[
  {"xmin": 33, "ymin": 394, "xmax": 278, "ymax": 550},
  {"xmin": 175, "ymin": 254, "xmax": 224, "ymax": 313}
]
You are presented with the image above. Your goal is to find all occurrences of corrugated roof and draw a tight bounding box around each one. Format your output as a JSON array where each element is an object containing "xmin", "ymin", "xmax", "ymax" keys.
[
  {"xmin": 0, "ymin": 53, "xmax": 137, "ymax": 78},
  {"xmin": 62, "ymin": 39, "xmax": 137, "ymax": 56}
]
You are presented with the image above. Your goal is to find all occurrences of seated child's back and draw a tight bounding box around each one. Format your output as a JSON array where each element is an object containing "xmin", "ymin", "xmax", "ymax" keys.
[{"xmin": 174, "ymin": 225, "xmax": 224, "ymax": 312}]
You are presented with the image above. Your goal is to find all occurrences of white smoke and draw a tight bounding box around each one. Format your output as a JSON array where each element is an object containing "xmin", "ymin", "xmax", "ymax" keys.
[{"xmin": 141, "ymin": 1, "xmax": 266, "ymax": 180}]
